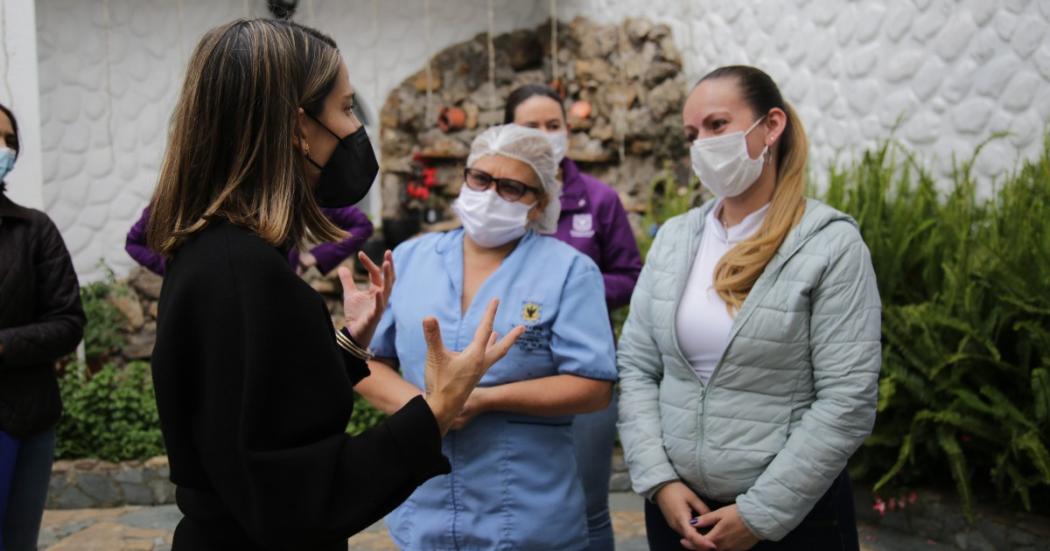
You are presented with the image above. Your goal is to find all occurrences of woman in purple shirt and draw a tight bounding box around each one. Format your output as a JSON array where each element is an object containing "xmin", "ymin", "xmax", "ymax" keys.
[
  {"xmin": 126, "ymin": 204, "xmax": 374, "ymax": 276},
  {"xmin": 505, "ymin": 84, "xmax": 643, "ymax": 551}
]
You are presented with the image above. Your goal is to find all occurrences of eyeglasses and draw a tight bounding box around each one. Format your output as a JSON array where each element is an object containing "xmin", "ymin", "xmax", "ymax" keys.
[{"xmin": 463, "ymin": 168, "xmax": 541, "ymax": 202}]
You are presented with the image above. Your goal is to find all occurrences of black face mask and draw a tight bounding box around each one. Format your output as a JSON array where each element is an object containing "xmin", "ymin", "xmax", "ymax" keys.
[{"xmin": 305, "ymin": 114, "xmax": 379, "ymax": 208}]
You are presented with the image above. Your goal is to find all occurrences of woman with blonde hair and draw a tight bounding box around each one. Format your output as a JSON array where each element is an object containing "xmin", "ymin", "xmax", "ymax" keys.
[
  {"xmin": 618, "ymin": 65, "xmax": 881, "ymax": 550},
  {"xmin": 148, "ymin": 19, "xmax": 520, "ymax": 550}
]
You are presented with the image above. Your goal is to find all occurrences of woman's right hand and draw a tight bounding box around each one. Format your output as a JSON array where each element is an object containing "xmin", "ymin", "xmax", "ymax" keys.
[
  {"xmin": 654, "ymin": 481, "xmax": 717, "ymax": 551},
  {"xmin": 421, "ymin": 299, "xmax": 524, "ymax": 434}
]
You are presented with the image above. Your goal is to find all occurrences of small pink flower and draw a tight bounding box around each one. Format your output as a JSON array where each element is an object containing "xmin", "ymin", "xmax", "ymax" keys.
[
  {"xmin": 909, "ymin": 491, "xmax": 919, "ymax": 504},
  {"xmin": 888, "ymin": 498, "xmax": 898, "ymax": 511},
  {"xmin": 873, "ymin": 498, "xmax": 886, "ymax": 516}
]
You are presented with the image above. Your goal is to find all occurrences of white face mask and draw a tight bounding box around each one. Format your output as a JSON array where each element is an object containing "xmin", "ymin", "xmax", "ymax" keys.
[
  {"xmin": 690, "ymin": 116, "xmax": 768, "ymax": 198},
  {"xmin": 545, "ymin": 130, "xmax": 568, "ymax": 163},
  {"xmin": 452, "ymin": 185, "xmax": 534, "ymax": 248}
]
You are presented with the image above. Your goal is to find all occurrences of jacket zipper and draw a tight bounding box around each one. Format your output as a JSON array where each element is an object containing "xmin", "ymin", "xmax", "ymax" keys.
[
  {"xmin": 670, "ymin": 202, "xmax": 825, "ymax": 499},
  {"xmin": 666, "ymin": 208, "xmax": 712, "ymax": 497}
]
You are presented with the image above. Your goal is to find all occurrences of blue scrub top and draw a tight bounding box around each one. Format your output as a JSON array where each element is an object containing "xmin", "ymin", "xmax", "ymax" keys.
[{"xmin": 371, "ymin": 229, "xmax": 617, "ymax": 550}]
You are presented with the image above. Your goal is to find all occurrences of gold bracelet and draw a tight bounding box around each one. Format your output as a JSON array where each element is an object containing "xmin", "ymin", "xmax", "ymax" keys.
[{"xmin": 336, "ymin": 329, "xmax": 373, "ymax": 361}]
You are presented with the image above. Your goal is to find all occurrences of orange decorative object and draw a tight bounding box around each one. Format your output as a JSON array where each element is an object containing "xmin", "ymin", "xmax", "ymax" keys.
[
  {"xmin": 568, "ymin": 100, "xmax": 591, "ymax": 121},
  {"xmin": 549, "ymin": 78, "xmax": 567, "ymax": 99},
  {"xmin": 437, "ymin": 106, "xmax": 467, "ymax": 133}
]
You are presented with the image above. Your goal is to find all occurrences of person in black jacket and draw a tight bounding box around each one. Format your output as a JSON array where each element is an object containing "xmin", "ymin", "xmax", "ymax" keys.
[
  {"xmin": 0, "ymin": 103, "xmax": 86, "ymax": 551},
  {"xmin": 145, "ymin": 19, "xmax": 522, "ymax": 550}
]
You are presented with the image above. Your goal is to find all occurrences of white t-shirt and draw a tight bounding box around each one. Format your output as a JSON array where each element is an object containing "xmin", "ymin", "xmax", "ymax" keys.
[{"xmin": 675, "ymin": 201, "xmax": 771, "ymax": 385}]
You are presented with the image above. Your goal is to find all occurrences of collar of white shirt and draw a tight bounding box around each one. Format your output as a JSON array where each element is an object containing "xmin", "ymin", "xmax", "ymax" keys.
[{"xmin": 708, "ymin": 200, "xmax": 772, "ymax": 245}]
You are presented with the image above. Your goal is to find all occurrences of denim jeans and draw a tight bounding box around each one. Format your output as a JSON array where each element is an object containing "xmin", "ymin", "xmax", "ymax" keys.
[
  {"xmin": 573, "ymin": 390, "xmax": 618, "ymax": 551},
  {"xmin": 2, "ymin": 428, "xmax": 55, "ymax": 551}
]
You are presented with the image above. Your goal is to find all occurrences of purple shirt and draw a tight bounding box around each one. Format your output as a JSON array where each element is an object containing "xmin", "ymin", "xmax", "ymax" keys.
[
  {"xmin": 125, "ymin": 206, "xmax": 374, "ymax": 276},
  {"xmin": 552, "ymin": 159, "xmax": 642, "ymax": 310}
]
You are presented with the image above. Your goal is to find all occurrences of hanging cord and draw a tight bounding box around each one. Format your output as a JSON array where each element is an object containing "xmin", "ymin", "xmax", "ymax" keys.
[
  {"xmin": 242, "ymin": 0, "xmax": 249, "ymax": 18},
  {"xmin": 0, "ymin": 1, "xmax": 12, "ymax": 106},
  {"xmin": 549, "ymin": 0, "xmax": 558, "ymax": 84},
  {"xmin": 307, "ymin": 0, "xmax": 315, "ymax": 26},
  {"xmin": 486, "ymin": 0, "xmax": 496, "ymax": 110},
  {"xmin": 103, "ymin": 0, "xmax": 116, "ymax": 166},
  {"xmin": 424, "ymin": 0, "xmax": 433, "ymax": 127}
]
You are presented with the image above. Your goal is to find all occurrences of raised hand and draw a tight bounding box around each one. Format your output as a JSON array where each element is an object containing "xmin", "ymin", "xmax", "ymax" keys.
[
  {"xmin": 421, "ymin": 299, "xmax": 524, "ymax": 434},
  {"xmin": 340, "ymin": 250, "xmax": 395, "ymax": 347}
]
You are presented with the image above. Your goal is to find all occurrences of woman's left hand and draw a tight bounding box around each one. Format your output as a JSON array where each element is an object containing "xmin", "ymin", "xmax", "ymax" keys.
[
  {"xmin": 341, "ymin": 250, "xmax": 394, "ymax": 347},
  {"xmin": 691, "ymin": 504, "xmax": 760, "ymax": 551}
]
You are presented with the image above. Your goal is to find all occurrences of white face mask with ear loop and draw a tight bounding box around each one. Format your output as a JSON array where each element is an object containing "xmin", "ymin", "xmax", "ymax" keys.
[
  {"xmin": 690, "ymin": 115, "xmax": 770, "ymax": 198},
  {"xmin": 545, "ymin": 130, "xmax": 568, "ymax": 163},
  {"xmin": 452, "ymin": 185, "xmax": 536, "ymax": 248}
]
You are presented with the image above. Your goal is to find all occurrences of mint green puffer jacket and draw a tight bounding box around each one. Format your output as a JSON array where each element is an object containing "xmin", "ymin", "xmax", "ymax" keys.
[{"xmin": 617, "ymin": 198, "xmax": 881, "ymax": 541}]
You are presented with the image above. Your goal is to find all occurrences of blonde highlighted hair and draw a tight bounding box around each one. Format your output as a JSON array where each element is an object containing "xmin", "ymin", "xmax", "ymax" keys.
[
  {"xmin": 700, "ymin": 66, "xmax": 808, "ymax": 312},
  {"xmin": 147, "ymin": 18, "xmax": 345, "ymax": 255}
]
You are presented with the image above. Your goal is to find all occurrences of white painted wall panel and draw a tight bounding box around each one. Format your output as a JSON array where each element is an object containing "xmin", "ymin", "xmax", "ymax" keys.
[{"xmin": 32, "ymin": 0, "xmax": 1050, "ymax": 280}]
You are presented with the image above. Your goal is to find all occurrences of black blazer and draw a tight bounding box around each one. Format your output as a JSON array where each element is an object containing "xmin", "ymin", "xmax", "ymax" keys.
[
  {"xmin": 0, "ymin": 192, "xmax": 85, "ymax": 438},
  {"xmin": 151, "ymin": 219, "xmax": 450, "ymax": 550}
]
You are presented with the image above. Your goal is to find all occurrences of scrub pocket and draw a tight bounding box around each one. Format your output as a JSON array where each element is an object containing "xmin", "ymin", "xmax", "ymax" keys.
[{"xmin": 496, "ymin": 417, "xmax": 588, "ymax": 550}]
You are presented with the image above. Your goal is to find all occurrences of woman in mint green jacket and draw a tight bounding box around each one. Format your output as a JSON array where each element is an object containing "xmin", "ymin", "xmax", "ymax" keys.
[{"xmin": 617, "ymin": 65, "xmax": 881, "ymax": 551}]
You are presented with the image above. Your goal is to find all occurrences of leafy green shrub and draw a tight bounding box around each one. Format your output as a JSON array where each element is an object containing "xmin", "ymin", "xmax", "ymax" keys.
[
  {"xmin": 56, "ymin": 361, "xmax": 165, "ymax": 461},
  {"xmin": 347, "ymin": 394, "xmax": 387, "ymax": 435},
  {"xmin": 821, "ymin": 136, "xmax": 1050, "ymax": 519},
  {"xmin": 78, "ymin": 265, "xmax": 131, "ymax": 368}
]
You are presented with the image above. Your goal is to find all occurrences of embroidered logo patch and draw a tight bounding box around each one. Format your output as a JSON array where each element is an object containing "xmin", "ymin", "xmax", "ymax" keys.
[
  {"xmin": 570, "ymin": 213, "xmax": 595, "ymax": 238},
  {"xmin": 522, "ymin": 302, "xmax": 542, "ymax": 323}
]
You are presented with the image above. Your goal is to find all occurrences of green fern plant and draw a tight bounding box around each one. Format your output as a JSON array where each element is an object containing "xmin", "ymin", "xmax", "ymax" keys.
[{"xmin": 823, "ymin": 135, "xmax": 1050, "ymax": 520}]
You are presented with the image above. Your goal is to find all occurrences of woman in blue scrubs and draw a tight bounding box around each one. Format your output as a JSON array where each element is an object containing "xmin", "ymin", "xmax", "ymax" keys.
[{"xmin": 356, "ymin": 124, "xmax": 617, "ymax": 550}]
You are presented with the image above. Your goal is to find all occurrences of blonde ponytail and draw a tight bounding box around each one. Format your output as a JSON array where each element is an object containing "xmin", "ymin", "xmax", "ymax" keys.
[{"xmin": 713, "ymin": 102, "xmax": 807, "ymax": 312}]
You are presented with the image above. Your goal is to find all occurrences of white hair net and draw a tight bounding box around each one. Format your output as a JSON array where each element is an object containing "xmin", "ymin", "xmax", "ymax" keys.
[{"xmin": 466, "ymin": 124, "xmax": 562, "ymax": 234}]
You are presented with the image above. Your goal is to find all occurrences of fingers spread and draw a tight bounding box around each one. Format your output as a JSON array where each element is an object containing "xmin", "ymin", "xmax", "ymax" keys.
[
  {"xmin": 359, "ymin": 251, "xmax": 384, "ymax": 288},
  {"xmin": 472, "ymin": 299, "xmax": 500, "ymax": 343},
  {"xmin": 337, "ymin": 266, "xmax": 355, "ymax": 292},
  {"xmin": 491, "ymin": 325, "xmax": 525, "ymax": 357},
  {"xmin": 422, "ymin": 317, "xmax": 444, "ymax": 353},
  {"xmin": 383, "ymin": 252, "xmax": 396, "ymax": 291}
]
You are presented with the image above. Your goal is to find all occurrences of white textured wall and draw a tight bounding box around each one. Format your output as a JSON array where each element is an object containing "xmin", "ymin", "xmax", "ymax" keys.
[
  {"xmin": 33, "ymin": 0, "xmax": 1050, "ymax": 281},
  {"xmin": 1, "ymin": 0, "xmax": 45, "ymax": 210}
]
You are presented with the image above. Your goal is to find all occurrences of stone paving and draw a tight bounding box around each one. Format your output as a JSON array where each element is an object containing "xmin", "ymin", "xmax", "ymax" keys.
[{"xmin": 37, "ymin": 493, "xmax": 958, "ymax": 551}]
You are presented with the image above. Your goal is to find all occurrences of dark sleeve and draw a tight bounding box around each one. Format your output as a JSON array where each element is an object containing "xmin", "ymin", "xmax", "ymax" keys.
[
  {"xmin": 125, "ymin": 207, "xmax": 166, "ymax": 276},
  {"xmin": 0, "ymin": 214, "xmax": 85, "ymax": 370},
  {"xmin": 310, "ymin": 207, "xmax": 375, "ymax": 275},
  {"xmin": 183, "ymin": 236, "xmax": 448, "ymax": 546},
  {"xmin": 595, "ymin": 190, "xmax": 642, "ymax": 310}
]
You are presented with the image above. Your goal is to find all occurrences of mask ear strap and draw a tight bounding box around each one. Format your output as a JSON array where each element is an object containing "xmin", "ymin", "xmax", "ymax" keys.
[
  {"xmin": 746, "ymin": 115, "xmax": 767, "ymax": 135},
  {"xmin": 304, "ymin": 110, "xmax": 342, "ymax": 141}
]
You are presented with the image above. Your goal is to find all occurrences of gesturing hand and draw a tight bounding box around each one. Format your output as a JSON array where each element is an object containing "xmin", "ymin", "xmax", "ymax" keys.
[
  {"xmin": 653, "ymin": 481, "xmax": 716, "ymax": 551},
  {"xmin": 340, "ymin": 250, "xmax": 394, "ymax": 348},
  {"xmin": 422, "ymin": 299, "xmax": 524, "ymax": 434}
]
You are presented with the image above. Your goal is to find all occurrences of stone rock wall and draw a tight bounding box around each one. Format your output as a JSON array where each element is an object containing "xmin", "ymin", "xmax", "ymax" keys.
[
  {"xmin": 379, "ymin": 16, "xmax": 686, "ymax": 226},
  {"xmin": 112, "ymin": 266, "xmax": 348, "ymax": 363},
  {"xmin": 47, "ymin": 456, "xmax": 174, "ymax": 509}
]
